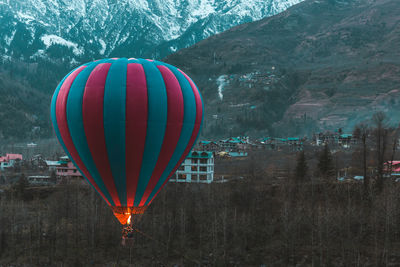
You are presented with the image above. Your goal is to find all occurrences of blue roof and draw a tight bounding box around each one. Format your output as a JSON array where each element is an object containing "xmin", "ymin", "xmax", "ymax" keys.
[
  {"xmin": 200, "ymin": 141, "xmax": 212, "ymax": 145},
  {"xmin": 229, "ymin": 152, "xmax": 248, "ymax": 157},
  {"xmin": 287, "ymin": 137, "xmax": 300, "ymax": 141},
  {"xmin": 188, "ymin": 151, "xmax": 213, "ymax": 159}
]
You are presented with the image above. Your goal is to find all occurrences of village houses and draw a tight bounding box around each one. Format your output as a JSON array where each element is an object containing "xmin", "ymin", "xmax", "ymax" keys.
[{"xmin": 0, "ymin": 154, "xmax": 23, "ymax": 170}]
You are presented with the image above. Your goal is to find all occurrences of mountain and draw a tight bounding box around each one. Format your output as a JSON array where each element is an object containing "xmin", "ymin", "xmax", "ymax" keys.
[
  {"xmin": 0, "ymin": 0, "xmax": 302, "ymax": 61},
  {"xmin": 165, "ymin": 0, "xmax": 400, "ymax": 138},
  {"xmin": 0, "ymin": 0, "xmax": 303, "ymax": 140}
]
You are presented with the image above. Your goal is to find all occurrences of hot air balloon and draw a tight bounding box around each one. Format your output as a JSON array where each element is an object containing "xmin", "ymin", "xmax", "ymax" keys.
[{"xmin": 50, "ymin": 58, "xmax": 203, "ymax": 233}]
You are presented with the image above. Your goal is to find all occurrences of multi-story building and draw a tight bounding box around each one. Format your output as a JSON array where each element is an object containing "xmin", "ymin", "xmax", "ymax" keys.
[
  {"xmin": 56, "ymin": 156, "xmax": 83, "ymax": 180},
  {"xmin": 171, "ymin": 151, "xmax": 214, "ymax": 183}
]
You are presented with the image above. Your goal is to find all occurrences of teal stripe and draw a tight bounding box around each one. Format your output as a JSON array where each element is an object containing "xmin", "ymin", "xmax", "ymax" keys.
[
  {"xmin": 66, "ymin": 59, "xmax": 115, "ymax": 206},
  {"xmin": 133, "ymin": 59, "xmax": 168, "ymax": 206},
  {"xmin": 144, "ymin": 61, "xmax": 197, "ymax": 206},
  {"xmin": 104, "ymin": 58, "xmax": 128, "ymax": 205}
]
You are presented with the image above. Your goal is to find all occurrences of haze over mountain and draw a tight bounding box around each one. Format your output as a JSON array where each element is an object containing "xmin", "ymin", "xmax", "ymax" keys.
[{"xmin": 166, "ymin": 0, "xmax": 400, "ymax": 138}]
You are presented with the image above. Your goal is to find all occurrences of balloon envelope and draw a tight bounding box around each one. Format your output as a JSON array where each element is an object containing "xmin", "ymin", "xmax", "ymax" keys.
[{"xmin": 51, "ymin": 58, "xmax": 203, "ymax": 224}]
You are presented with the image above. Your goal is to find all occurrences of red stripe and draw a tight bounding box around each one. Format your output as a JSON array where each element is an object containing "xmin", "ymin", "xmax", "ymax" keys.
[
  {"xmin": 82, "ymin": 63, "xmax": 121, "ymax": 206},
  {"xmin": 139, "ymin": 65, "xmax": 184, "ymax": 206},
  {"xmin": 147, "ymin": 70, "xmax": 202, "ymax": 204},
  {"xmin": 55, "ymin": 66, "xmax": 111, "ymax": 206},
  {"xmin": 125, "ymin": 63, "xmax": 148, "ymax": 207}
]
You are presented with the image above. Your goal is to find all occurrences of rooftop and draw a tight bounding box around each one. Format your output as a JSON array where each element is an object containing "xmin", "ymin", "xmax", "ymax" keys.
[{"xmin": 188, "ymin": 151, "xmax": 213, "ymax": 159}]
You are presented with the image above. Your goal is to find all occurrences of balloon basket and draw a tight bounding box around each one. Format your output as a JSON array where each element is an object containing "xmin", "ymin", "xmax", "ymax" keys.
[{"xmin": 121, "ymin": 223, "xmax": 135, "ymax": 246}]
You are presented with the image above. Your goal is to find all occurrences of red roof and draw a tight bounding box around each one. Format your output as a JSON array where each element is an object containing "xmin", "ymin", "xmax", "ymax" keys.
[
  {"xmin": 385, "ymin": 161, "xmax": 400, "ymax": 167},
  {"xmin": 0, "ymin": 154, "xmax": 23, "ymax": 162},
  {"xmin": 6, "ymin": 154, "xmax": 23, "ymax": 161}
]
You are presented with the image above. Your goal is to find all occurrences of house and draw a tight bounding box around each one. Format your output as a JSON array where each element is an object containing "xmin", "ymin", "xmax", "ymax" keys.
[
  {"xmin": 198, "ymin": 141, "xmax": 220, "ymax": 152},
  {"xmin": 0, "ymin": 154, "xmax": 23, "ymax": 170},
  {"xmin": 45, "ymin": 160, "xmax": 61, "ymax": 172},
  {"xmin": 338, "ymin": 134, "xmax": 354, "ymax": 148},
  {"xmin": 384, "ymin": 161, "xmax": 400, "ymax": 177},
  {"xmin": 171, "ymin": 151, "xmax": 214, "ymax": 183},
  {"xmin": 287, "ymin": 137, "xmax": 303, "ymax": 151},
  {"xmin": 56, "ymin": 156, "xmax": 83, "ymax": 180},
  {"xmin": 219, "ymin": 137, "xmax": 249, "ymax": 151},
  {"xmin": 314, "ymin": 131, "xmax": 338, "ymax": 146},
  {"xmin": 219, "ymin": 138, "xmax": 241, "ymax": 151}
]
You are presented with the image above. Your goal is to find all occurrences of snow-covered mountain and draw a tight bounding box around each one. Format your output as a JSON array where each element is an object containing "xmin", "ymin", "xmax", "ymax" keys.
[{"xmin": 0, "ymin": 0, "xmax": 303, "ymax": 61}]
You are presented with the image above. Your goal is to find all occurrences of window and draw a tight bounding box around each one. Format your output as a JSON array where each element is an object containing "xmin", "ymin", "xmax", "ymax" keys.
[
  {"xmin": 191, "ymin": 175, "xmax": 198, "ymax": 182},
  {"xmin": 200, "ymin": 166, "xmax": 207, "ymax": 172},
  {"xmin": 178, "ymin": 174, "xmax": 186, "ymax": 180},
  {"xmin": 191, "ymin": 159, "xmax": 198, "ymax": 164},
  {"xmin": 199, "ymin": 175, "xmax": 207, "ymax": 180},
  {"xmin": 178, "ymin": 165, "xmax": 184, "ymax": 171},
  {"xmin": 191, "ymin": 166, "xmax": 197, "ymax": 172},
  {"xmin": 200, "ymin": 159, "xmax": 207, "ymax": 164}
]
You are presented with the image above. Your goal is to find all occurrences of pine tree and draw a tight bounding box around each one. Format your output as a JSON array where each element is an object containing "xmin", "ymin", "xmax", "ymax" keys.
[
  {"xmin": 318, "ymin": 144, "xmax": 334, "ymax": 178},
  {"xmin": 295, "ymin": 151, "xmax": 308, "ymax": 181}
]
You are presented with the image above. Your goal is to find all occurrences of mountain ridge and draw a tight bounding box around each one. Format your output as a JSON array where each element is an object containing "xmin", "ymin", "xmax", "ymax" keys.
[{"xmin": 165, "ymin": 0, "xmax": 400, "ymax": 137}]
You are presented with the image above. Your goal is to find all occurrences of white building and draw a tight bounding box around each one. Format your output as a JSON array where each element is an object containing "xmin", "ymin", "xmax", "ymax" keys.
[
  {"xmin": 171, "ymin": 151, "xmax": 214, "ymax": 183},
  {"xmin": 45, "ymin": 160, "xmax": 61, "ymax": 171}
]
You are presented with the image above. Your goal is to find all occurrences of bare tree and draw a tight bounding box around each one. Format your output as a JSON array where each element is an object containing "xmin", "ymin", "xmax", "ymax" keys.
[
  {"xmin": 354, "ymin": 124, "xmax": 369, "ymax": 192},
  {"xmin": 372, "ymin": 112, "xmax": 389, "ymax": 193},
  {"xmin": 387, "ymin": 124, "xmax": 400, "ymax": 176}
]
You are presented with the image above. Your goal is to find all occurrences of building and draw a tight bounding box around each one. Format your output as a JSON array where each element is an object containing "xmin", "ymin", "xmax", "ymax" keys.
[
  {"xmin": 45, "ymin": 160, "xmax": 61, "ymax": 172},
  {"xmin": 0, "ymin": 154, "xmax": 23, "ymax": 170},
  {"xmin": 171, "ymin": 151, "xmax": 214, "ymax": 183},
  {"xmin": 384, "ymin": 161, "xmax": 400, "ymax": 177},
  {"xmin": 338, "ymin": 134, "xmax": 355, "ymax": 148},
  {"xmin": 287, "ymin": 137, "xmax": 303, "ymax": 151},
  {"xmin": 198, "ymin": 141, "xmax": 220, "ymax": 151},
  {"xmin": 56, "ymin": 156, "xmax": 83, "ymax": 180}
]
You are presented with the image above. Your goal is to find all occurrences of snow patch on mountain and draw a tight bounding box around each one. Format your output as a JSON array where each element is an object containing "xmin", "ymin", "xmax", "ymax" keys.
[
  {"xmin": 217, "ymin": 75, "xmax": 229, "ymax": 101},
  {"xmin": 4, "ymin": 30, "xmax": 16, "ymax": 46},
  {"xmin": 41, "ymin": 34, "xmax": 83, "ymax": 56},
  {"xmin": 99, "ymin": 39, "xmax": 106, "ymax": 55}
]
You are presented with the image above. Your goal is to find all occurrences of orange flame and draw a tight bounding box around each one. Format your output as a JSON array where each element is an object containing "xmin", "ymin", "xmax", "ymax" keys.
[{"xmin": 111, "ymin": 206, "xmax": 148, "ymax": 225}]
